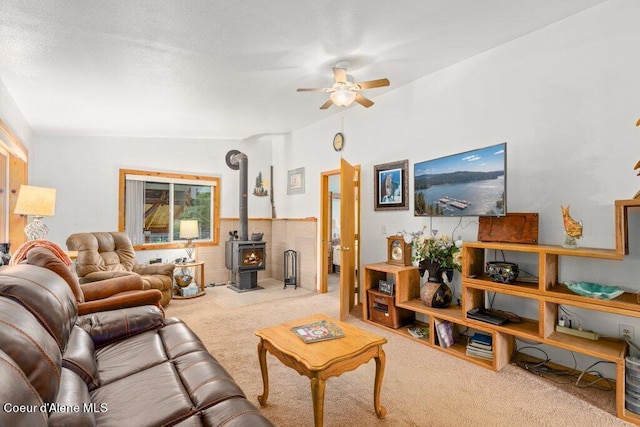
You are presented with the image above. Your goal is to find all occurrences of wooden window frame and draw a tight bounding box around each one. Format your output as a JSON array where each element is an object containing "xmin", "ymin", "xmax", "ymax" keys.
[{"xmin": 118, "ymin": 168, "xmax": 220, "ymax": 250}]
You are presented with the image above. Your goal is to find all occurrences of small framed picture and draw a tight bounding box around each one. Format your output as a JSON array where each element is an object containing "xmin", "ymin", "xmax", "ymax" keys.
[
  {"xmin": 374, "ymin": 159, "xmax": 409, "ymax": 211},
  {"xmin": 378, "ymin": 279, "xmax": 395, "ymax": 296},
  {"xmin": 287, "ymin": 167, "xmax": 305, "ymax": 195}
]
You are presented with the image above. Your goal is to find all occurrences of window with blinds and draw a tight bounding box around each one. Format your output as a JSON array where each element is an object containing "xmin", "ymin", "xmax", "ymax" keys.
[{"xmin": 119, "ymin": 169, "xmax": 220, "ymax": 249}]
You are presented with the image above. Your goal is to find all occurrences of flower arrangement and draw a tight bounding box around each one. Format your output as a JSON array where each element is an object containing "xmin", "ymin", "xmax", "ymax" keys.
[{"xmin": 406, "ymin": 227, "xmax": 462, "ymax": 272}]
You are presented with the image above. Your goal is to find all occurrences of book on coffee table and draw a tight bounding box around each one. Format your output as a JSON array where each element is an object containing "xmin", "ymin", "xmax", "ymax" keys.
[{"xmin": 291, "ymin": 320, "xmax": 345, "ymax": 343}]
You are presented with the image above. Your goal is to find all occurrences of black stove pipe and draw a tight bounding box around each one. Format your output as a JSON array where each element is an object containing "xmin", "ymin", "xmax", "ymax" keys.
[{"xmin": 226, "ymin": 150, "xmax": 249, "ymax": 241}]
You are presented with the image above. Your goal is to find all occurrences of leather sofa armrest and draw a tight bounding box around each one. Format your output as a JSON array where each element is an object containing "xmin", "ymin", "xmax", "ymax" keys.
[
  {"xmin": 84, "ymin": 270, "xmax": 136, "ymax": 282},
  {"xmin": 77, "ymin": 305, "xmax": 165, "ymax": 347},
  {"xmin": 78, "ymin": 290, "xmax": 163, "ymax": 316},
  {"xmin": 133, "ymin": 262, "xmax": 175, "ymax": 277},
  {"xmin": 80, "ymin": 275, "xmax": 144, "ymax": 300}
]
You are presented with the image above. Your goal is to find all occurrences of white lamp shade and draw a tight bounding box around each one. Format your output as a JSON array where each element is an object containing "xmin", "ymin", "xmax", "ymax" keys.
[
  {"xmin": 179, "ymin": 219, "xmax": 199, "ymax": 239},
  {"xmin": 14, "ymin": 185, "xmax": 56, "ymax": 216},
  {"xmin": 330, "ymin": 88, "xmax": 356, "ymax": 107}
]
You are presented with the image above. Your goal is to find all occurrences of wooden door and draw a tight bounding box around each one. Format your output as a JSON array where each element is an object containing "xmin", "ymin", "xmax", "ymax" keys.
[{"xmin": 339, "ymin": 158, "xmax": 358, "ymax": 320}]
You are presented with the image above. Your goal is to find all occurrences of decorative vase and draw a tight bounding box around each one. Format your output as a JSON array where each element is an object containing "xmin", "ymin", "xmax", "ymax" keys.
[
  {"xmin": 418, "ymin": 259, "xmax": 453, "ymax": 308},
  {"xmin": 0, "ymin": 243, "xmax": 10, "ymax": 266},
  {"xmin": 417, "ymin": 260, "xmax": 454, "ymax": 282},
  {"xmin": 420, "ymin": 280, "xmax": 453, "ymax": 308}
]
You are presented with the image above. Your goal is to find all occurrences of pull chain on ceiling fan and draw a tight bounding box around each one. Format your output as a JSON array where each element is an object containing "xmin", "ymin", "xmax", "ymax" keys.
[{"xmin": 297, "ymin": 61, "xmax": 390, "ymax": 109}]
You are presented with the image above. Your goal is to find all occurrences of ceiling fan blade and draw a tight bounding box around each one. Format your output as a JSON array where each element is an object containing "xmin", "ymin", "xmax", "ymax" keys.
[
  {"xmin": 297, "ymin": 88, "xmax": 331, "ymax": 92},
  {"xmin": 333, "ymin": 67, "xmax": 347, "ymax": 84},
  {"xmin": 320, "ymin": 99, "xmax": 334, "ymax": 110},
  {"xmin": 354, "ymin": 78, "xmax": 390, "ymax": 90},
  {"xmin": 354, "ymin": 93, "xmax": 374, "ymax": 108}
]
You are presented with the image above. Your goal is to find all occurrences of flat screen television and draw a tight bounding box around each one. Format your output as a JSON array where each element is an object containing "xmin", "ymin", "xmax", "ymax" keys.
[{"xmin": 414, "ymin": 142, "xmax": 506, "ymax": 217}]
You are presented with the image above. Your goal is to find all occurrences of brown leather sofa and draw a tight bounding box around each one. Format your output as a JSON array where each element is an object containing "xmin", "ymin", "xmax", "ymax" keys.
[
  {"xmin": 66, "ymin": 231, "xmax": 175, "ymax": 307},
  {"xmin": 0, "ymin": 247, "xmax": 274, "ymax": 426}
]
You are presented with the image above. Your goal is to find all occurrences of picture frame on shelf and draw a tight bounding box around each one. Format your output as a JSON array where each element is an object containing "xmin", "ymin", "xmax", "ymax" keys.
[
  {"xmin": 374, "ymin": 159, "xmax": 409, "ymax": 211},
  {"xmin": 287, "ymin": 167, "xmax": 305, "ymax": 195}
]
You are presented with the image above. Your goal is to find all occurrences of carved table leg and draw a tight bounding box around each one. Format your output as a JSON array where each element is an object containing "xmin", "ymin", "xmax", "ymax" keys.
[
  {"xmin": 257, "ymin": 339, "xmax": 269, "ymax": 405},
  {"xmin": 310, "ymin": 376, "xmax": 326, "ymax": 427},
  {"xmin": 373, "ymin": 347, "xmax": 387, "ymax": 419}
]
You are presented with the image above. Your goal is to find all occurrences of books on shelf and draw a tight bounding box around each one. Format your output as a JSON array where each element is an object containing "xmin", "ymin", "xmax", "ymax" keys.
[
  {"xmin": 466, "ymin": 332, "xmax": 493, "ymax": 360},
  {"xmin": 470, "ymin": 332, "xmax": 492, "ymax": 349},
  {"xmin": 407, "ymin": 325, "xmax": 430, "ymax": 339},
  {"xmin": 290, "ymin": 320, "xmax": 345, "ymax": 344},
  {"xmin": 434, "ymin": 319, "xmax": 454, "ymax": 349},
  {"xmin": 466, "ymin": 347, "xmax": 493, "ymax": 359}
]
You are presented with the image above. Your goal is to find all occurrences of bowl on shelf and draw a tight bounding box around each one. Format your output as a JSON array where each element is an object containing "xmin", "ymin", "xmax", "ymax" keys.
[
  {"xmin": 175, "ymin": 275, "xmax": 193, "ymax": 287},
  {"xmin": 485, "ymin": 261, "xmax": 519, "ymax": 284},
  {"xmin": 563, "ymin": 281, "xmax": 624, "ymax": 300}
]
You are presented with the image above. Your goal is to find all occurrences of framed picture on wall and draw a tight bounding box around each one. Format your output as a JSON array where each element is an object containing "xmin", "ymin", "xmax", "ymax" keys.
[
  {"xmin": 287, "ymin": 167, "xmax": 305, "ymax": 195},
  {"xmin": 374, "ymin": 159, "xmax": 409, "ymax": 211}
]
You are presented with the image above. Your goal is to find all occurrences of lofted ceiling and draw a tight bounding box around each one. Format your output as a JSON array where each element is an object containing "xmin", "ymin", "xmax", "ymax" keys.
[{"xmin": 0, "ymin": 0, "xmax": 606, "ymax": 141}]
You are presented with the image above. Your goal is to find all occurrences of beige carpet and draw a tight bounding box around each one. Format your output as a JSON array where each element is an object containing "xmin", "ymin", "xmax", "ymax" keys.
[
  {"xmin": 204, "ymin": 278, "xmax": 313, "ymax": 309},
  {"xmin": 165, "ymin": 287, "xmax": 633, "ymax": 427}
]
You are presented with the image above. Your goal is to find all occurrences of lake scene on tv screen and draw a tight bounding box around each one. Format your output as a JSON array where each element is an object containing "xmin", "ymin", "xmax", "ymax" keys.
[{"xmin": 414, "ymin": 143, "xmax": 506, "ymax": 217}]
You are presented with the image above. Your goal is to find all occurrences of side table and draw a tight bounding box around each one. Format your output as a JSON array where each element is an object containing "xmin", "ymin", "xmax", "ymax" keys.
[
  {"xmin": 173, "ymin": 261, "xmax": 206, "ymax": 299},
  {"xmin": 255, "ymin": 314, "xmax": 387, "ymax": 426}
]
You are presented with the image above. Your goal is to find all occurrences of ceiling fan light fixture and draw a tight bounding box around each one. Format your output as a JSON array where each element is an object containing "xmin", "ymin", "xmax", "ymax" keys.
[{"xmin": 330, "ymin": 87, "xmax": 356, "ymax": 107}]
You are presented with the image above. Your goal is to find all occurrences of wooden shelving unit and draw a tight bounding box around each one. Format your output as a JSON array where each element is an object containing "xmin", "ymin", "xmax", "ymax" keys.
[
  {"xmin": 462, "ymin": 240, "xmax": 634, "ymax": 422},
  {"xmin": 362, "ymin": 200, "xmax": 640, "ymax": 425},
  {"xmin": 362, "ymin": 262, "xmax": 514, "ymax": 372}
]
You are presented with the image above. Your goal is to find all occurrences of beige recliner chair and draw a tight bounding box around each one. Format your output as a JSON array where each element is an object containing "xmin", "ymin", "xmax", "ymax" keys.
[{"xmin": 66, "ymin": 231, "xmax": 174, "ymax": 306}]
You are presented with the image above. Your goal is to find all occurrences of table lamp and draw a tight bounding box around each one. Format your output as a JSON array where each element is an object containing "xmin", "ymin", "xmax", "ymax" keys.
[
  {"xmin": 179, "ymin": 219, "xmax": 199, "ymax": 261},
  {"xmin": 14, "ymin": 185, "xmax": 56, "ymax": 240}
]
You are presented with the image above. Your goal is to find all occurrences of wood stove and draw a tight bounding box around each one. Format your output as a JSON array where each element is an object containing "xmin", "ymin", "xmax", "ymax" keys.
[
  {"xmin": 225, "ymin": 240, "xmax": 266, "ymax": 291},
  {"xmin": 225, "ymin": 149, "xmax": 267, "ymax": 292}
]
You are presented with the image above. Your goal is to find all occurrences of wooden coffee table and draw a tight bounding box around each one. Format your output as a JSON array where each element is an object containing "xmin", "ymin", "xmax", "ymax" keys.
[{"xmin": 255, "ymin": 314, "xmax": 387, "ymax": 427}]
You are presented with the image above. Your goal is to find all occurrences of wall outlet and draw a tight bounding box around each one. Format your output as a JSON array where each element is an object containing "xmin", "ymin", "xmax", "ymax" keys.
[
  {"xmin": 381, "ymin": 224, "xmax": 387, "ymax": 234},
  {"xmin": 620, "ymin": 324, "xmax": 635, "ymax": 341}
]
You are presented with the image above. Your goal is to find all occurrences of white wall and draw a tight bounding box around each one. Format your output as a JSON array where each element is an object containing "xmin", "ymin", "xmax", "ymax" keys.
[
  {"xmin": 274, "ymin": 0, "xmax": 640, "ymax": 375},
  {"xmin": 30, "ymin": 135, "xmax": 273, "ymax": 253}
]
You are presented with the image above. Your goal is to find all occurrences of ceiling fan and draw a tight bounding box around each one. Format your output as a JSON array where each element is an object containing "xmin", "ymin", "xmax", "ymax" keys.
[{"xmin": 297, "ymin": 61, "xmax": 390, "ymax": 109}]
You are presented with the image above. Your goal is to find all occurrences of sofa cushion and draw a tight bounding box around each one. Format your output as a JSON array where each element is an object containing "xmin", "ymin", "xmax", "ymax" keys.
[
  {"xmin": 0, "ymin": 264, "xmax": 77, "ymax": 351},
  {"xmin": 83, "ymin": 270, "xmax": 137, "ymax": 282},
  {"xmin": 95, "ymin": 329, "xmax": 168, "ymax": 386},
  {"xmin": 0, "ymin": 298, "xmax": 62, "ymax": 404},
  {"xmin": 48, "ymin": 368, "xmax": 96, "ymax": 427},
  {"xmin": 25, "ymin": 246, "xmax": 84, "ymax": 303},
  {"xmin": 0, "ymin": 349, "xmax": 48, "ymax": 427},
  {"xmin": 140, "ymin": 273, "xmax": 172, "ymax": 292},
  {"xmin": 62, "ymin": 326, "xmax": 99, "ymax": 390},
  {"xmin": 160, "ymin": 318, "xmax": 210, "ymax": 359},
  {"xmin": 199, "ymin": 397, "xmax": 276, "ymax": 427},
  {"xmin": 90, "ymin": 361, "xmax": 194, "ymax": 426},
  {"xmin": 172, "ymin": 350, "xmax": 246, "ymax": 408},
  {"xmin": 77, "ymin": 304, "xmax": 164, "ymax": 347}
]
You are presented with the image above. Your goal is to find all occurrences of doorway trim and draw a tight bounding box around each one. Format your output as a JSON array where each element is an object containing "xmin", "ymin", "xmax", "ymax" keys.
[
  {"xmin": 319, "ymin": 165, "xmax": 361, "ymax": 298},
  {"xmin": 320, "ymin": 168, "xmax": 339, "ymax": 294}
]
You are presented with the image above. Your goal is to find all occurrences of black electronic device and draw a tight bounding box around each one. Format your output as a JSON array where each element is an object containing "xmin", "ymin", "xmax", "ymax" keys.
[
  {"xmin": 378, "ymin": 279, "xmax": 395, "ymax": 296},
  {"xmin": 466, "ymin": 308, "xmax": 509, "ymax": 326}
]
